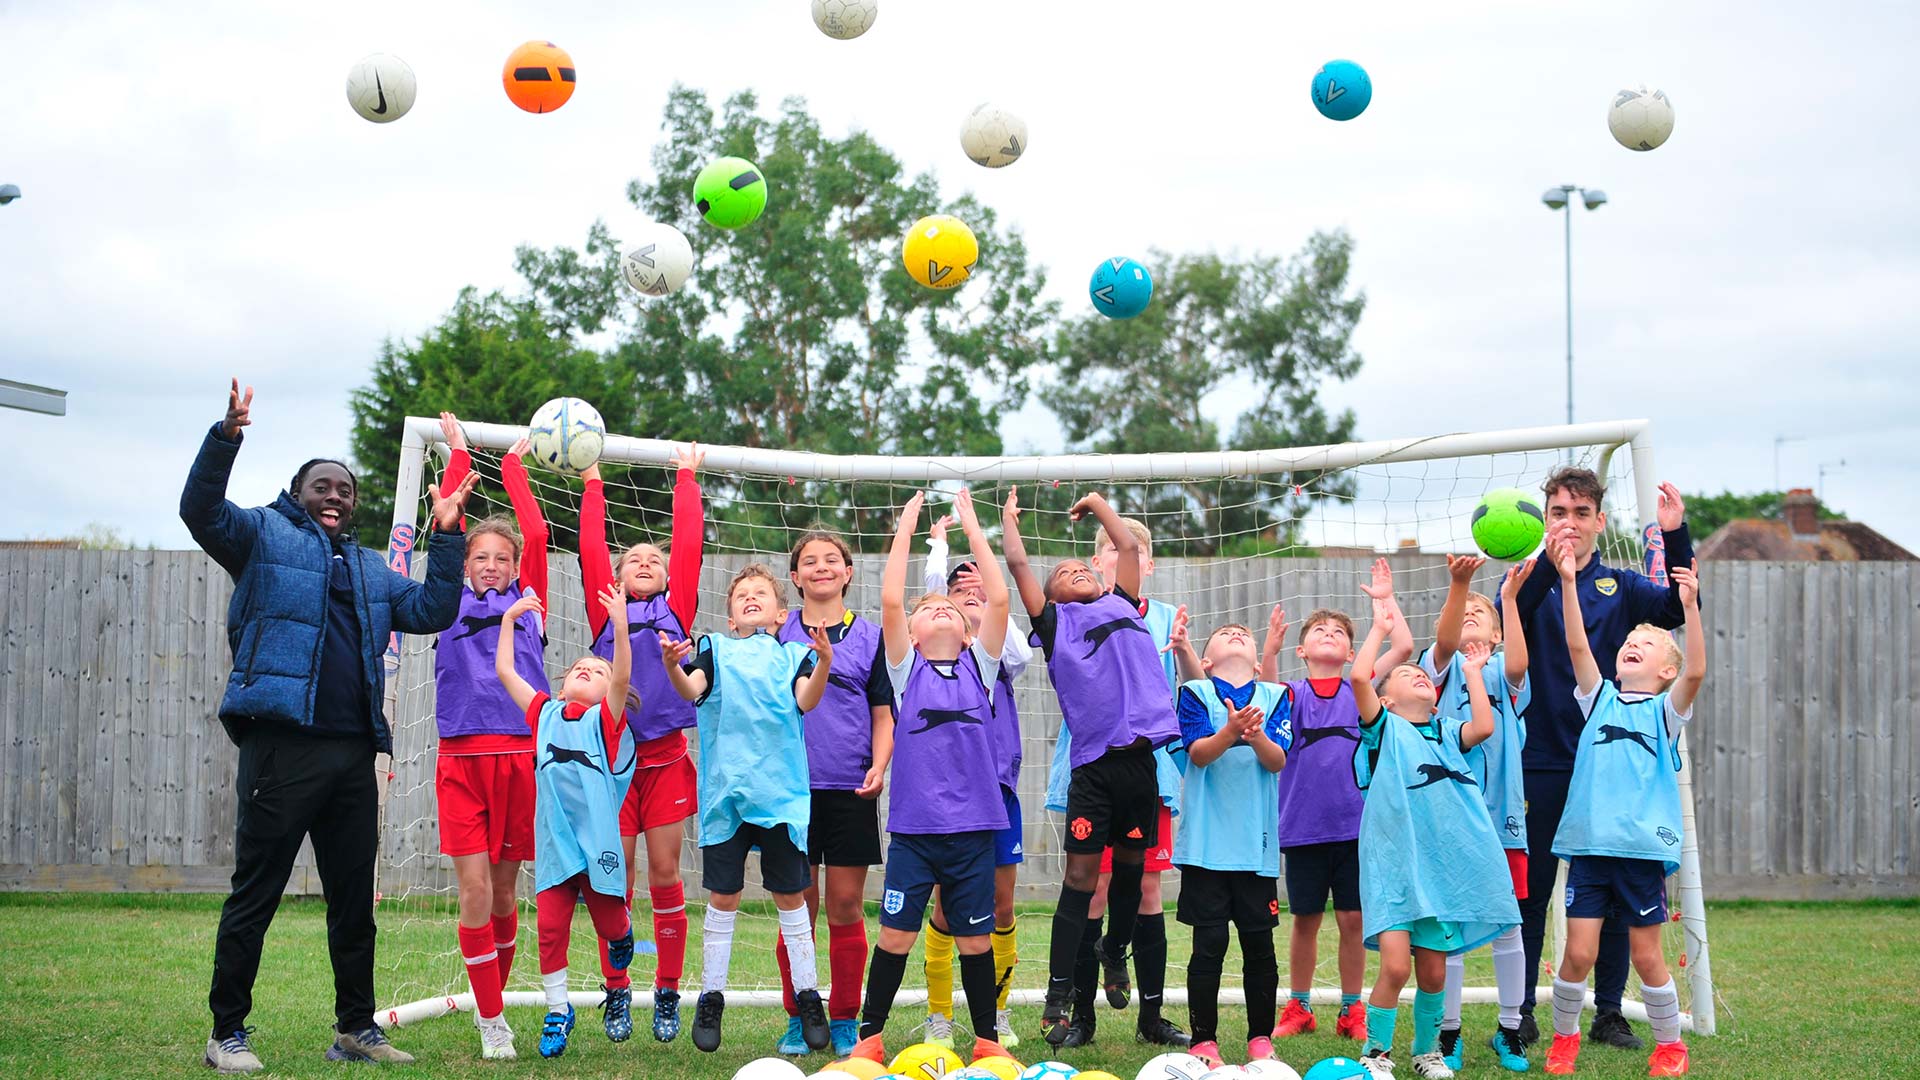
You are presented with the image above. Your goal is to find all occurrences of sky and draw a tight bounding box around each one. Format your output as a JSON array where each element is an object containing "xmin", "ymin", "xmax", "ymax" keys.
[{"xmin": 3, "ymin": 0, "xmax": 1917, "ymax": 552}]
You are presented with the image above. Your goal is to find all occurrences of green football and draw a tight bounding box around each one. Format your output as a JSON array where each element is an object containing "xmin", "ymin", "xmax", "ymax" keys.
[
  {"xmin": 1471, "ymin": 487, "xmax": 1547, "ymax": 560},
  {"xmin": 692, "ymin": 155, "xmax": 767, "ymax": 229}
]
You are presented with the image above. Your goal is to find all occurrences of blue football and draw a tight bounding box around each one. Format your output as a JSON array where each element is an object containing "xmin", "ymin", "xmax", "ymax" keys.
[
  {"xmin": 1089, "ymin": 256, "xmax": 1153, "ymax": 320},
  {"xmin": 1302, "ymin": 1056, "xmax": 1370, "ymax": 1080},
  {"xmin": 1311, "ymin": 59, "xmax": 1372, "ymax": 121}
]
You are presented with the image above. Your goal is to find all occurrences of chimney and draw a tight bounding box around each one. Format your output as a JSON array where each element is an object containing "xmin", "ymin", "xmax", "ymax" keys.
[{"xmin": 1783, "ymin": 488, "xmax": 1820, "ymax": 540}]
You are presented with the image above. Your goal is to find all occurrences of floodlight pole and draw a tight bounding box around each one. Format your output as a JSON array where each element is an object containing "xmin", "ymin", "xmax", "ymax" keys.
[{"xmin": 1544, "ymin": 184, "xmax": 1606, "ymax": 462}]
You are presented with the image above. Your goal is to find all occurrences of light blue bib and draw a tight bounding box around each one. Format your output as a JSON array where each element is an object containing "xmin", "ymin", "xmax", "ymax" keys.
[
  {"xmin": 1354, "ymin": 710, "xmax": 1519, "ymax": 953},
  {"xmin": 694, "ymin": 632, "xmax": 814, "ymax": 853},
  {"xmin": 1171, "ymin": 679, "xmax": 1288, "ymax": 874},
  {"xmin": 1425, "ymin": 647, "xmax": 1530, "ymax": 849},
  {"xmin": 1553, "ymin": 682, "xmax": 1685, "ymax": 874},
  {"xmin": 533, "ymin": 697, "xmax": 636, "ymax": 897}
]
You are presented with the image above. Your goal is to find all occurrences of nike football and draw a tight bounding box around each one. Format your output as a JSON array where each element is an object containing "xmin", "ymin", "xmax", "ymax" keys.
[
  {"xmin": 503, "ymin": 40, "xmax": 576, "ymax": 114},
  {"xmin": 345, "ymin": 53, "xmax": 416, "ymax": 124},
  {"xmin": 1310, "ymin": 59, "xmax": 1371, "ymax": 121},
  {"xmin": 903, "ymin": 214, "xmax": 978, "ymax": 290},
  {"xmin": 621, "ymin": 222, "xmax": 695, "ymax": 297},
  {"xmin": 1089, "ymin": 256, "xmax": 1153, "ymax": 319}
]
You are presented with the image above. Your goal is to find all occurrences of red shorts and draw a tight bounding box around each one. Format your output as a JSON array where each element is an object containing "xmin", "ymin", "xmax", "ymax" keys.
[
  {"xmin": 1100, "ymin": 804, "xmax": 1175, "ymax": 874},
  {"xmin": 436, "ymin": 752, "xmax": 536, "ymax": 861},
  {"xmin": 1507, "ymin": 849, "xmax": 1529, "ymax": 900},
  {"xmin": 621, "ymin": 752, "xmax": 699, "ymax": 836}
]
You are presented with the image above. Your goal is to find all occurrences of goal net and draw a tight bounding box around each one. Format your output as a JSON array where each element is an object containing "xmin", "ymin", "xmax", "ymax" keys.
[{"xmin": 372, "ymin": 416, "xmax": 1716, "ymax": 1035}]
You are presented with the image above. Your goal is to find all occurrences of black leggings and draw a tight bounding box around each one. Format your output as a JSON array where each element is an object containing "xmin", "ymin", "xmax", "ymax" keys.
[{"xmin": 1186, "ymin": 922, "xmax": 1278, "ymax": 1045}]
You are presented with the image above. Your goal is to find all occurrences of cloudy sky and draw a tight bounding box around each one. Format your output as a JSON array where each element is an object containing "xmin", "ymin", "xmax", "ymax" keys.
[{"xmin": 4, "ymin": 0, "xmax": 1916, "ymax": 551}]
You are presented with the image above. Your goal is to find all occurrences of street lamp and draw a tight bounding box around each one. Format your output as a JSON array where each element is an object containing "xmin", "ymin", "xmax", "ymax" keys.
[
  {"xmin": 0, "ymin": 184, "xmax": 20, "ymax": 205},
  {"xmin": 1542, "ymin": 184, "xmax": 1606, "ymax": 449}
]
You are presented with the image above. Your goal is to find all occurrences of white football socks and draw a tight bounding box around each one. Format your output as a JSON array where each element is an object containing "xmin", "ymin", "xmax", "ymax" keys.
[
  {"xmin": 1442, "ymin": 952, "xmax": 1465, "ymax": 1031},
  {"xmin": 702, "ymin": 906, "xmax": 737, "ymax": 994},
  {"xmin": 778, "ymin": 904, "xmax": 819, "ymax": 992},
  {"xmin": 1552, "ymin": 976, "xmax": 1587, "ymax": 1037},
  {"xmin": 1641, "ymin": 978, "xmax": 1682, "ymax": 1045},
  {"xmin": 1491, "ymin": 927, "xmax": 1526, "ymax": 1028},
  {"xmin": 542, "ymin": 967, "xmax": 571, "ymax": 1009}
]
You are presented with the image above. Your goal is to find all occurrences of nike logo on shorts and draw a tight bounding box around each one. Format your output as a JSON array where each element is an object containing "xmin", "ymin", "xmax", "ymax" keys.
[
  {"xmin": 971, "ymin": 914, "xmax": 992, "ymax": 924},
  {"xmin": 674, "ymin": 798, "xmax": 688, "ymax": 804},
  {"xmin": 1638, "ymin": 904, "xmax": 1659, "ymax": 916}
]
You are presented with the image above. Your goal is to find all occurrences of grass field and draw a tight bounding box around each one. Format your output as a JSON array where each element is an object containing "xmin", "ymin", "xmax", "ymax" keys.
[{"xmin": 1, "ymin": 894, "xmax": 1913, "ymax": 1078}]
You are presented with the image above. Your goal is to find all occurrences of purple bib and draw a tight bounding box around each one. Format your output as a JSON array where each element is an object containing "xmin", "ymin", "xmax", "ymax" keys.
[
  {"xmin": 778, "ymin": 611, "xmax": 883, "ymax": 790},
  {"xmin": 889, "ymin": 650, "xmax": 1009, "ymax": 834},
  {"xmin": 991, "ymin": 664, "xmax": 1022, "ymax": 791},
  {"xmin": 592, "ymin": 592, "xmax": 696, "ymax": 743},
  {"xmin": 435, "ymin": 583, "xmax": 546, "ymax": 739},
  {"xmin": 1043, "ymin": 592, "xmax": 1180, "ymax": 769},
  {"xmin": 1274, "ymin": 678, "xmax": 1367, "ymax": 846}
]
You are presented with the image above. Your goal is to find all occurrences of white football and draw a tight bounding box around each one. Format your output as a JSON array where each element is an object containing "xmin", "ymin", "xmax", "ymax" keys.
[
  {"xmin": 621, "ymin": 222, "xmax": 695, "ymax": 297},
  {"xmin": 812, "ymin": 0, "xmax": 878, "ymax": 40},
  {"xmin": 345, "ymin": 53, "xmax": 416, "ymax": 123},
  {"xmin": 733, "ymin": 1058, "xmax": 808, "ymax": 1080},
  {"xmin": 959, "ymin": 103, "xmax": 1028, "ymax": 168},
  {"xmin": 1137, "ymin": 1054, "xmax": 1211, "ymax": 1080},
  {"xmin": 1607, "ymin": 84, "xmax": 1674, "ymax": 151},
  {"xmin": 1240, "ymin": 1062, "xmax": 1301, "ymax": 1080},
  {"xmin": 1019, "ymin": 1063, "xmax": 1079, "ymax": 1080},
  {"xmin": 1200, "ymin": 1068, "xmax": 1250, "ymax": 1080},
  {"xmin": 527, "ymin": 397, "xmax": 605, "ymax": 475}
]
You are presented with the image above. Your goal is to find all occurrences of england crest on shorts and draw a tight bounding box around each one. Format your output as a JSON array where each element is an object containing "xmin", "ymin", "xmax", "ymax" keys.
[{"xmin": 883, "ymin": 889, "xmax": 905, "ymax": 916}]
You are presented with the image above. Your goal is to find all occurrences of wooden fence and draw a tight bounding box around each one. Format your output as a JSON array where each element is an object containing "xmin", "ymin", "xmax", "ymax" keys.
[{"xmin": 2, "ymin": 549, "xmax": 1913, "ymax": 900}]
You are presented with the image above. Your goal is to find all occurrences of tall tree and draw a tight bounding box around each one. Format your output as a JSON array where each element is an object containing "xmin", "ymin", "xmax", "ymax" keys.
[{"xmin": 1041, "ymin": 233, "xmax": 1367, "ymax": 555}]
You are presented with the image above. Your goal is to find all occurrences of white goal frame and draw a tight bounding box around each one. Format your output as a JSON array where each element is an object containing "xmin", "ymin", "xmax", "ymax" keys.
[{"xmin": 377, "ymin": 416, "xmax": 1715, "ymax": 1035}]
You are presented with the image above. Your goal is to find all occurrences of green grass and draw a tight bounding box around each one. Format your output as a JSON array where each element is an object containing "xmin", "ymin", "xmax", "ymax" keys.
[{"xmin": 0, "ymin": 894, "xmax": 1913, "ymax": 1078}]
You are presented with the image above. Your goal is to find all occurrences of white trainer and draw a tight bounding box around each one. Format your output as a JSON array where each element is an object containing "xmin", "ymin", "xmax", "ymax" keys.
[
  {"xmin": 1411, "ymin": 1051, "xmax": 1456, "ymax": 1079},
  {"xmin": 1361, "ymin": 1050, "xmax": 1398, "ymax": 1078},
  {"xmin": 478, "ymin": 1013, "xmax": 518, "ymax": 1060},
  {"xmin": 204, "ymin": 1031, "xmax": 263, "ymax": 1074},
  {"xmin": 922, "ymin": 1011, "xmax": 955, "ymax": 1049}
]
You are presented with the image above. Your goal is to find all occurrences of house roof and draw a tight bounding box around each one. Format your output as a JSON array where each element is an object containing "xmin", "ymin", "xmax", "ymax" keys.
[{"xmin": 1696, "ymin": 519, "xmax": 1918, "ymax": 562}]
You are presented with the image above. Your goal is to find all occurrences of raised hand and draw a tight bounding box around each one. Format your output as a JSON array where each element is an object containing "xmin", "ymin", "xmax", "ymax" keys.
[
  {"xmin": 1267, "ymin": 603, "xmax": 1289, "ymax": 644},
  {"xmin": 428, "ymin": 470, "xmax": 481, "ymax": 532},
  {"xmin": 953, "ymin": 487, "xmax": 979, "ymax": 529},
  {"xmin": 505, "ymin": 592, "xmax": 544, "ymax": 621},
  {"xmin": 951, "ymin": 566, "xmax": 984, "ymax": 595},
  {"xmin": 1461, "ymin": 638, "xmax": 1492, "ymax": 673},
  {"xmin": 670, "ymin": 441, "xmax": 706, "ymax": 475},
  {"xmin": 1359, "ymin": 557, "xmax": 1396, "ymax": 602},
  {"xmin": 1002, "ymin": 487, "xmax": 1022, "ymax": 525},
  {"xmin": 1657, "ymin": 482, "xmax": 1687, "ymax": 533},
  {"xmin": 1447, "ymin": 553, "xmax": 1486, "ymax": 584},
  {"xmin": 809, "ymin": 622, "xmax": 836, "ymax": 666},
  {"xmin": 1552, "ymin": 533, "xmax": 1580, "ymax": 581},
  {"xmin": 1671, "ymin": 559, "xmax": 1700, "ymax": 609},
  {"xmin": 657, "ymin": 633, "xmax": 694, "ymax": 667},
  {"xmin": 438, "ymin": 411, "xmax": 469, "ymax": 452},
  {"xmin": 900, "ymin": 489, "xmax": 927, "ymax": 526},
  {"xmin": 600, "ymin": 585, "xmax": 628, "ymax": 631},
  {"xmin": 1501, "ymin": 559, "xmax": 1534, "ymax": 601},
  {"xmin": 1163, "ymin": 603, "xmax": 1191, "ymax": 655},
  {"xmin": 929, "ymin": 513, "xmax": 954, "ymax": 544},
  {"xmin": 1067, "ymin": 492, "xmax": 1108, "ymax": 522},
  {"xmin": 507, "ymin": 435, "xmax": 531, "ymax": 459},
  {"xmin": 222, "ymin": 378, "xmax": 254, "ymax": 439}
]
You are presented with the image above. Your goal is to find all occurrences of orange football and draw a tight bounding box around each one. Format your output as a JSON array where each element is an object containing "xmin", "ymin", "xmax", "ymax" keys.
[{"xmin": 502, "ymin": 40, "xmax": 576, "ymax": 114}]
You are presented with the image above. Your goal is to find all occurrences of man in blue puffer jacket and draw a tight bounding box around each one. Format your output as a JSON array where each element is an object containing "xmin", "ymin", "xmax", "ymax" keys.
[{"xmin": 184, "ymin": 380, "xmax": 475, "ymax": 1074}]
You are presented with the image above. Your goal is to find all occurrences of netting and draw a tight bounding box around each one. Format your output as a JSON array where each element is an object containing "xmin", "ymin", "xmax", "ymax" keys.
[{"xmin": 373, "ymin": 418, "xmax": 1715, "ymax": 1033}]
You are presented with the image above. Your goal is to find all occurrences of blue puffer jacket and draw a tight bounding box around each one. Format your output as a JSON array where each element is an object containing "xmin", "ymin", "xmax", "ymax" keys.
[{"xmin": 180, "ymin": 423, "xmax": 463, "ymax": 751}]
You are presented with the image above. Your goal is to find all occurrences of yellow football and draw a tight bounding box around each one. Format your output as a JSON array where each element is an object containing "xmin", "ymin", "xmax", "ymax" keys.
[{"xmin": 902, "ymin": 214, "xmax": 978, "ymax": 290}]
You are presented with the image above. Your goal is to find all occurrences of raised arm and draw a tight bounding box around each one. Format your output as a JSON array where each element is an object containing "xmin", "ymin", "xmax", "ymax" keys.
[
  {"xmin": 599, "ymin": 586, "xmax": 632, "ymax": 717},
  {"xmin": 1001, "ymin": 488, "xmax": 1047, "ymax": 619},
  {"xmin": 1349, "ymin": 608, "xmax": 1392, "ymax": 726},
  {"xmin": 1169, "ymin": 605, "xmax": 1205, "ymax": 682},
  {"xmin": 1071, "ymin": 492, "xmax": 1139, "ymax": 599},
  {"xmin": 794, "ymin": 625, "xmax": 836, "ymax": 713},
  {"xmin": 1431, "ymin": 554, "xmax": 1484, "ymax": 671},
  {"xmin": 387, "ymin": 469, "xmax": 478, "ymax": 634},
  {"xmin": 499, "ymin": 436, "xmax": 551, "ymax": 607},
  {"xmin": 923, "ymin": 514, "xmax": 953, "ymax": 596},
  {"xmin": 1359, "ymin": 558, "xmax": 1415, "ymax": 671},
  {"xmin": 665, "ymin": 443, "xmax": 706, "ymax": 632},
  {"xmin": 1668, "ymin": 561, "xmax": 1707, "ymax": 716},
  {"xmin": 954, "ymin": 488, "xmax": 1009, "ymax": 659},
  {"xmin": 1499, "ymin": 559, "xmax": 1532, "ymax": 686},
  {"xmin": 579, "ymin": 462, "xmax": 615, "ymax": 640},
  {"xmin": 1507, "ymin": 533, "xmax": 1559, "ymax": 625},
  {"xmin": 179, "ymin": 379, "xmax": 262, "ymax": 577},
  {"xmin": 437, "ymin": 411, "xmax": 473, "ymax": 532},
  {"xmin": 1258, "ymin": 604, "xmax": 1288, "ymax": 683},
  {"xmin": 1556, "ymin": 536, "xmax": 1602, "ymax": 694},
  {"xmin": 1457, "ymin": 640, "xmax": 1497, "ymax": 750},
  {"xmin": 658, "ymin": 634, "xmax": 706, "ymax": 702},
  {"xmin": 495, "ymin": 592, "xmax": 544, "ymax": 713},
  {"xmin": 882, "ymin": 491, "xmax": 927, "ymax": 667}
]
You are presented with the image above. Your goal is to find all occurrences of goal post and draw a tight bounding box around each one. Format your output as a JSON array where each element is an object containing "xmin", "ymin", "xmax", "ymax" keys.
[{"xmin": 375, "ymin": 415, "xmax": 1715, "ymax": 1035}]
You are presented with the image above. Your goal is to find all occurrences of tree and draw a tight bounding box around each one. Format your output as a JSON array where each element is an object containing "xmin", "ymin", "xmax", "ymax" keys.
[
  {"xmin": 1683, "ymin": 489, "xmax": 1843, "ymax": 540},
  {"xmin": 1040, "ymin": 235, "xmax": 1367, "ymax": 555},
  {"xmin": 352, "ymin": 86, "xmax": 1059, "ymax": 548}
]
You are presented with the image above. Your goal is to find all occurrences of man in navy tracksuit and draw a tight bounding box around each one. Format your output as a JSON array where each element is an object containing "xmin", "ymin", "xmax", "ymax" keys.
[{"xmin": 1499, "ymin": 468, "xmax": 1694, "ymax": 1052}]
